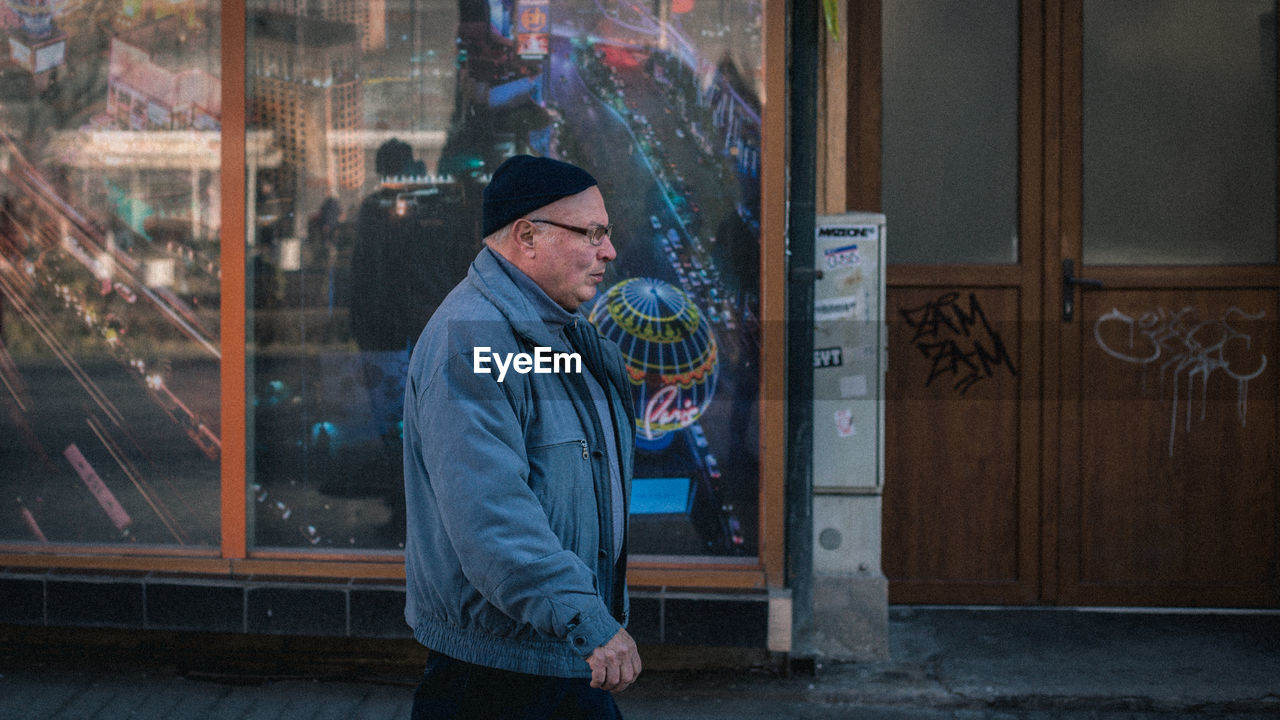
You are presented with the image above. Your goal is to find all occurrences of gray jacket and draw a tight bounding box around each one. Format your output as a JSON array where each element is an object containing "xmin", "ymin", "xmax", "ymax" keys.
[{"xmin": 403, "ymin": 247, "xmax": 634, "ymax": 678}]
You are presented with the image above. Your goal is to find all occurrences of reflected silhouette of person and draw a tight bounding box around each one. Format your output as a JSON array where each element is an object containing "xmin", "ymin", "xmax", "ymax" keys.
[{"xmin": 348, "ymin": 140, "xmax": 478, "ymax": 457}]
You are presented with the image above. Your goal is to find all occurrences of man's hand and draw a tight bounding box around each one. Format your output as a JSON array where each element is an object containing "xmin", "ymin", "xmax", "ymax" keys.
[{"xmin": 586, "ymin": 628, "xmax": 642, "ymax": 692}]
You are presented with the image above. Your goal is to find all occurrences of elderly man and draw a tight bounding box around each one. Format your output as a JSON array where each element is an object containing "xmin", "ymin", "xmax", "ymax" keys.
[{"xmin": 403, "ymin": 155, "xmax": 640, "ymax": 719}]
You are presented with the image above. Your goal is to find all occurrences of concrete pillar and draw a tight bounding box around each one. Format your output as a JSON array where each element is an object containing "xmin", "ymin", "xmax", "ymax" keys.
[{"xmin": 811, "ymin": 493, "xmax": 888, "ymax": 661}]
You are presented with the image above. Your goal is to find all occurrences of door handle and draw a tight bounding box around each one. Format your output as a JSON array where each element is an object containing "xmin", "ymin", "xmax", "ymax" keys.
[{"xmin": 1062, "ymin": 258, "xmax": 1103, "ymax": 322}]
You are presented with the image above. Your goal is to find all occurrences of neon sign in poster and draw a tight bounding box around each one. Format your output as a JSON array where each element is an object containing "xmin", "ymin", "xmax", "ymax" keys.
[
  {"xmin": 246, "ymin": 0, "xmax": 763, "ymax": 557},
  {"xmin": 517, "ymin": 0, "xmax": 550, "ymax": 59}
]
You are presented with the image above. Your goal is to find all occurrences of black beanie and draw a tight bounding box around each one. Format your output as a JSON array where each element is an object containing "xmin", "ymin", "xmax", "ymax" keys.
[{"xmin": 482, "ymin": 155, "xmax": 598, "ymax": 237}]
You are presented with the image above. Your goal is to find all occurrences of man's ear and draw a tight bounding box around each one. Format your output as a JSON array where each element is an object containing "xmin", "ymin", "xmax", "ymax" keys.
[{"xmin": 513, "ymin": 219, "xmax": 538, "ymax": 257}]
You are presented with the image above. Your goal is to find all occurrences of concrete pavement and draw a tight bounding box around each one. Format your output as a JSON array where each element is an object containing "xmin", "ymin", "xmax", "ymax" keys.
[
  {"xmin": 622, "ymin": 607, "xmax": 1280, "ymax": 717},
  {"xmin": 1, "ymin": 607, "xmax": 1277, "ymax": 719}
]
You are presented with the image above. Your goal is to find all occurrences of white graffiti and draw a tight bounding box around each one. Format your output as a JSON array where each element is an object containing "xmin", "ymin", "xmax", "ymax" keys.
[{"xmin": 1094, "ymin": 306, "xmax": 1268, "ymax": 455}]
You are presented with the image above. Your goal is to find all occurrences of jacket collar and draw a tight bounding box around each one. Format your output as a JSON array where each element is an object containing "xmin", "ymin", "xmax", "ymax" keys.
[{"xmin": 468, "ymin": 246, "xmax": 579, "ymax": 349}]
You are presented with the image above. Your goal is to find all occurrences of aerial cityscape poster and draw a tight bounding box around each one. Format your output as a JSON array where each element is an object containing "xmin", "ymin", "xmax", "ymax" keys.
[{"xmin": 0, "ymin": 0, "xmax": 764, "ymax": 558}]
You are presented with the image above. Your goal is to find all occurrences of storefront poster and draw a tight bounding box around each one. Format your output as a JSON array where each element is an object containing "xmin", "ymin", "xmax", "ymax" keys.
[{"xmin": 0, "ymin": 1, "xmax": 765, "ymax": 558}]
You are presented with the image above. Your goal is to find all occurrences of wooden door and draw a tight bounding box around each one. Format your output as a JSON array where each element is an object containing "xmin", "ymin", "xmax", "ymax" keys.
[
  {"xmin": 879, "ymin": 0, "xmax": 1045, "ymax": 605},
  {"xmin": 1052, "ymin": 0, "xmax": 1280, "ymax": 607},
  {"xmin": 883, "ymin": 279, "xmax": 1042, "ymax": 604},
  {"xmin": 879, "ymin": 0, "xmax": 1280, "ymax": 606},
  {"xmin": 1056, "ymin": 285, "xmax": 1279, "ymax": 606}
]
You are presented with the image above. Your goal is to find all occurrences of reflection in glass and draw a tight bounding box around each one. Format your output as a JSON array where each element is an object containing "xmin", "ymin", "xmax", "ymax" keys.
[
  {"xmin": 246, "ymin": 0, "xmax": 763, "ymax": 556},
  {"xmin": 0, "ymin": 2, "xmax": 222, "ymax": 546}
]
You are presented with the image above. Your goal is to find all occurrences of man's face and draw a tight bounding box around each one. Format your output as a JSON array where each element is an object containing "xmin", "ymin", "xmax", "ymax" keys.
[{"xmin": 523, "ymin": 186, "xmax": 616, "ymax": 311}]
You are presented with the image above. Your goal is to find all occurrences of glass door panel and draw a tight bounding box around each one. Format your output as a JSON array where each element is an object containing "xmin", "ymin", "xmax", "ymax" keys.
[
  {"xmin": 1083, "ymin": 0, "xmax": 1277, "ymax": 265},
  {"xmin": 882, "ymin": 0, "xmax": 1020, "ymax": 264}
]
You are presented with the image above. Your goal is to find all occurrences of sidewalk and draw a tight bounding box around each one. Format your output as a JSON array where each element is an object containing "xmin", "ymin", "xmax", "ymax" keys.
[
  {"xmin": 1, "ymin": 607, "xmax": 1277, "ymax": 719},
  {"xmin": 623, "ymin": 607, "xmax": 1280, "ymax": 718}
]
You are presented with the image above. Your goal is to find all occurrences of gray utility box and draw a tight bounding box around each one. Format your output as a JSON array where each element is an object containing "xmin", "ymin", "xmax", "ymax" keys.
[{"xmin": 808, "ymin": 212, "xmax": 888, "ymax": 661}]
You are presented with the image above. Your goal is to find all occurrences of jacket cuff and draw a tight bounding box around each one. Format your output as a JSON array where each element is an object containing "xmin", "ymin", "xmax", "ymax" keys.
[{"xmin": 565, "ymin": 602, "xmax": 622, "ymax": 658}]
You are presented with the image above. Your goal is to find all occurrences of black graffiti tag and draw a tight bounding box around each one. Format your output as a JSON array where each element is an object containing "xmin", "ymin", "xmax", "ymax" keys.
[{"xmin": 899, "ymin": 292, "xmax": 1018, "ymax": 394}]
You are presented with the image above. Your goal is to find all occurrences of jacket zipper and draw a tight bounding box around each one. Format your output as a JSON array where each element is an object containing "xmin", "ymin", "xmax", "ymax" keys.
[{"xmin": 579, "ymin": 439, "xmax": 588, "ymax": 459}]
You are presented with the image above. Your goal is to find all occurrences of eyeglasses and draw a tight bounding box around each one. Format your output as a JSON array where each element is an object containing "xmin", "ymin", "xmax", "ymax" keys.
[{"xmin": 528, "ymin": 218, "xmax": 613, "ymax": 246}]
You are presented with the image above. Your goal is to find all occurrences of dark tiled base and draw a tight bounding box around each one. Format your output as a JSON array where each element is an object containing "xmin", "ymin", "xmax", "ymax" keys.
[
  {"xmin": 248, "ymin": 586, "xmax": 347, "ymax": 636},
  {"xmin": 147, "ymin": 583, "xmax": 245, "ymax": 633},
  {"xmin": 48, "ymin": 581, "xmax": 144, "ymax": 627},
  {"xmin": 665, "ymin": 598, "xmax": 769, "ymax": 647},
  {"xmin": 351, "ymin": 589, "xmax": 413, "ymax": 637},
  {"xmin": 628, "ymin": 597, "xmax": 663, "ymax": 644},
  {"xmin": 0, "ymin": 569, "xmax": 773, "ymax": 649},
  {"xmin": 0, "ymin": 569, "xmax": 412, "ymax": 639},
  {"xmin": 0, "ymin": 578, "xmax": 44, "ymax": 624},
  {"xmin": 628, "ymin": 592, "xmax": 770, "ymax": 647}
]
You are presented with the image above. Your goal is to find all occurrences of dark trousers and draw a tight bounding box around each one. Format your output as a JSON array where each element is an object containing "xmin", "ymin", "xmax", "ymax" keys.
[{"xmin": 411, "ymin": 652, "xmax": 623, "ymax": 720}]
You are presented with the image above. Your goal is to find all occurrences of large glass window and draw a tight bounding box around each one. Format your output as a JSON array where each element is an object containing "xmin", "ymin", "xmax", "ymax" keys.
[
  {"xmin": 0, "ymin": 2, "xmax": 223, "ymax": 546},
  {"xmin": 245, "ymin": 0, "xmax": 765, "ymax": 558}
]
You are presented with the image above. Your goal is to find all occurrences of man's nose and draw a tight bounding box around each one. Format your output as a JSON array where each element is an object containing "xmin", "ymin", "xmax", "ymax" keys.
[{"xmin": 598, "ymin": 234, "xmax": 618, "ymax": 262}]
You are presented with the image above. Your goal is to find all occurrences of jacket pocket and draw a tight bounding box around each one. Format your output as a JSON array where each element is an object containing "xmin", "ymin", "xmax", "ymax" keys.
[{"xmin": 525, "ymin": 438, "xmax": 595, "ymax": 554}]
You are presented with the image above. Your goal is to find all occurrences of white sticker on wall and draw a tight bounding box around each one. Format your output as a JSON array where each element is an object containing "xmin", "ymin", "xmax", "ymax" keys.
[
  {"xmin": 834, "ymin": 409, "xmax": 856, "ymax": 438},
  {"xmin": 815, "ymin": 295, "xmax": 859, "ymax": 322},
  {"xmin": 840, "ymin": 374, "xmax": 868, "ymax": 398}
]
